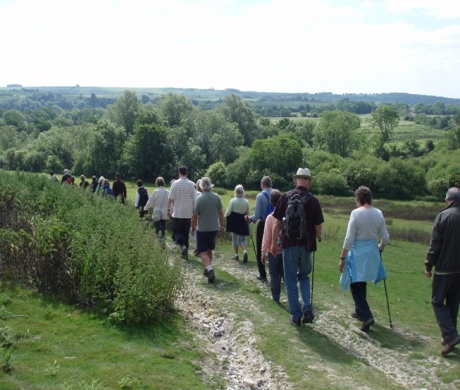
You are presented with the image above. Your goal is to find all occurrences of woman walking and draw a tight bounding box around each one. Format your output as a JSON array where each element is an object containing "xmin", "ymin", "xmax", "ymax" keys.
[
  {"xmin": 144, "ymin": 177, "xmax": 169, "ymax": 239},
  {"xmin": 339, "ymin": 186, "xmax": 389, "ymax": 332},
  {"xmin": 225, "ymin": 184, "xmax": 250, "ymax": 262}
]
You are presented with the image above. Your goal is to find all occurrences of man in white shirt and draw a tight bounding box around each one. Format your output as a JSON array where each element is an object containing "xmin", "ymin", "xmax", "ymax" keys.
[{"xmin": 167, "ymin": 166, "xmax": 196, "ymax": 260}]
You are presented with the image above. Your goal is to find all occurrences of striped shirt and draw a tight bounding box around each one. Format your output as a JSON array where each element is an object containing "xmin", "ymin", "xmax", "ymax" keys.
[{"xmin": 168, "ymin": 177, "xmax": 196, "ymax": 218}]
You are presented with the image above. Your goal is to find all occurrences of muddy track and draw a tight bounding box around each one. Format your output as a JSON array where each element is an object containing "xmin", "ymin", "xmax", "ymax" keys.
[{"xmin": 175, "ymin": 250, "xmax": 457, "ymax": 389}]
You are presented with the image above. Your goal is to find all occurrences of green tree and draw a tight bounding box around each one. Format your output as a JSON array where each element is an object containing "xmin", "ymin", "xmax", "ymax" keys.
[
  {"xmin": 313, "ymin": 110, "xmax": 361, "ymax": 157},
  {"xmin": 158, "ymin": 93, "xmax": 193, "ymax": 127},
  {"xmin": 371, "ymin": 105, "xmax": 400, "ymax": 158},
  {"xmin": 249, "ymin": 135, "xmax": 302, "ymax": 189},
  {"xmin": 78, "ymin": 120, "xmax": 126, "ymax": 177},
  {"xmin": 3, "ymin": 110, "xmax": 27, "ymax": 131},
  {"xmin": 218, "ymin": 94, "xmax": 259, "ymax": 146},
  {"xmin": 122, "ymin": 112, "xmax": 174, "ymax": 180},
  {"xmin": 184, "ymin": 110, "xmax": 243, "ymax": 166},
  {"xmin": 105, "ymin": 90, "xmax": 140, "ymax": 135}
]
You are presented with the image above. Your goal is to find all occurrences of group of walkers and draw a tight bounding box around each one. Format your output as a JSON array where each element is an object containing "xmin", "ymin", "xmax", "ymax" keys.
[{"xmin": 52, "ymin": 164, "xmax": 460, "ymax": 356}]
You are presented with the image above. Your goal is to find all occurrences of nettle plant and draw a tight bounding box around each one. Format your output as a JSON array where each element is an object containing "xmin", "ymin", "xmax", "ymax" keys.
[{"xmin": 0, "ymin": 171, "xmax": 184, "ymax": 324}]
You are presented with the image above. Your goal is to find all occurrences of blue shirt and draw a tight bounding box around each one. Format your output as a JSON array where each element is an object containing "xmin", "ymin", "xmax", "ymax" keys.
[{"xmin": 250, "ymin": 188, "xmax": 271, "ymax": 223}]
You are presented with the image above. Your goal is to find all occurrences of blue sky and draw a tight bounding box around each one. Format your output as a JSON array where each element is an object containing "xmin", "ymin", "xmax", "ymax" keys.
[{"xmin": 1, "ymin": 0, "xmax": 459, "ymax": 98}]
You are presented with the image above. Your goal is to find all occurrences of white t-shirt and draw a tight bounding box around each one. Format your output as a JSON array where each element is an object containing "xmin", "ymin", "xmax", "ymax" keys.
[{"xmin": 168, "ymin": 177, "xmax": 196, "ymax": 218}]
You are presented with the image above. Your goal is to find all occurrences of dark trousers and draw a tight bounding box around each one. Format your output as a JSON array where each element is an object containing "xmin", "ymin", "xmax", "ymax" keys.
[
  {"xmin": 350, "ymin": 282, "xmax": 373, "ymax": 322},
  {"xmin": 256, "ymin": 222, "xmax": 267, "ymax": 279},
  {"xmin": 154, "ymin": 219, "xmax": 167, "ymax": 238},
  {"xmin": 432, "ymin": 273, "xmax": 460, "ymax": 343},
  {"xmin": 268, "ymin": 253, "xmax": 283, "ymax": 302},
  {"xmin": 172, "ymin": 217, "xmax": 191, "ymax": 248}
]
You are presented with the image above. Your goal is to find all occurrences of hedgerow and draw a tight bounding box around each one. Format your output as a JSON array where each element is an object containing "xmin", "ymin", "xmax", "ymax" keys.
[{"xmin": 0, "ymin": 171, "xmax": 183, "ymax": 324}]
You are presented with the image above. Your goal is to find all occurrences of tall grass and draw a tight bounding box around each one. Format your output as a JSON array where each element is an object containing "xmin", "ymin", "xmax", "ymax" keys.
[{"xmin": 0, "ymin": 171, "xmax": 183, "ymax": 324}]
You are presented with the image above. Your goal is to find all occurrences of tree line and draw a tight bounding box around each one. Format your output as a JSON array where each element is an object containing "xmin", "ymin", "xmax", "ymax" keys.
[{"xmin": 1, "ymin": 90, "xmax": 460, "ymax": 199}]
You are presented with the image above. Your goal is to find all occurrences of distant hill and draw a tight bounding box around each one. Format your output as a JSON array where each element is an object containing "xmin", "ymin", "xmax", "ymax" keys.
[{"xmin": 1, "ymin": 86, "xmax": 459, "ymax": 106}]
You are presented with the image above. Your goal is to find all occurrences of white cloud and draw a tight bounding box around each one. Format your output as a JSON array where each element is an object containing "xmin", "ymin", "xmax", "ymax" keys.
[
  {"xmin": 0, "ymin": 0, "xmax": 459, "ymax": 97},
  {"xmin": 384, "ymin": 0, "xmax": 460, "ymax": 19},
  {"xmin": 360, "ymin": 1, "xmax": 375, "ymax": 11}
]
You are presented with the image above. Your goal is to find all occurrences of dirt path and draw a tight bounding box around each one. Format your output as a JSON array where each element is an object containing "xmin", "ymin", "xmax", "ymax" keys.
[{"xmin": 175, "ymin": 251, "xmax": 457, "ymax": 389}]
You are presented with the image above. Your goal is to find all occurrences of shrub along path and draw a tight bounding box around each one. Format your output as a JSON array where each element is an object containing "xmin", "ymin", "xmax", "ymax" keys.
[{"xmin": 175, "ymin": 240, "xmax": 459, "ymax": 390}]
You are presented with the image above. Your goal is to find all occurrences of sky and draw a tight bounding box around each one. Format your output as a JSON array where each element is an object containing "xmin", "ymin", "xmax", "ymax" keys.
[{"xmin": 1, "ymin": 0, "xmax": 459, "ymax": 97}]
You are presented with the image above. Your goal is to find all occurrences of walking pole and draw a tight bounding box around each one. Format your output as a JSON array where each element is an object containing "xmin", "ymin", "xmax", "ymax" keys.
[
  {"xmin": 311, "ymin": 237, "xmax": 320, "ymax": 307},
  {"xmin": 311, "ymin": 251, "xmax": 315, "ymax": 307},
  {"xmin": 249, "ymin": 222, "xmax": 257, "ymax": 258},
  {"xmin": 380, "ymin": 252, "xmax": 393, "ymax": 328}
]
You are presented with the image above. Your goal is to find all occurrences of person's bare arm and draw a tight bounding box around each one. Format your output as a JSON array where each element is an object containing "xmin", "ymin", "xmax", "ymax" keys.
[{"xmin": 315, "ymin": 224, "xmax": 322, "ymax": 239}]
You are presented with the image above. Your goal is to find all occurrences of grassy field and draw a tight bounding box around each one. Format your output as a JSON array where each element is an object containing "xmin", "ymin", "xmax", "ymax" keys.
[{"xmin": 3, "ymin": 179, "xmax": 459, "ymax": 388}]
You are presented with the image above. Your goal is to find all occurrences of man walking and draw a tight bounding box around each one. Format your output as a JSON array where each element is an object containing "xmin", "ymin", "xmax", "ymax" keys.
[
  {"xmin": 425, "ymin": 187, "xmax": 460, "ymax": 356},
  {"xmin": 167, "ymin": 166, "xmax": 196, "ymax": 260},
  {"xmin": 113, "ymin": 173, "xmax": 127, "ymax": 204},
  {"xmin": 247, "ymin": 176, "xmax": 272, "ymax": 282},
  {"xmin": 191, "ymin": 177, "xmax": 224, "ymax": 283},
  {"xmin": 271, "ymin": 168, "xmax": 324, "ymax": 326}
]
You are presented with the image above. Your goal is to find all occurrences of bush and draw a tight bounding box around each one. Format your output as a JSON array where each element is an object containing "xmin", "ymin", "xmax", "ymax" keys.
[
  {"xmin": 205, "ymin": 161, "xmax": 226, "ymax": 187},
  {"xmin": 0, "ymin": 171, "xmax": 184, "ymax": 324},
  {"xmin": 313, "ymin": 172, "xmax": 350, "ymax": 196}
]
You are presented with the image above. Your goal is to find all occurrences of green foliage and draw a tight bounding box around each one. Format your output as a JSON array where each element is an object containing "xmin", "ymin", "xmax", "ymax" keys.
[
  {"xmin": 313, "ymin": 110, "xmax": 361, "ymax": 157},
  {"xmin": 374, "ymin": 158, "xmax": 426, "ymax": 199},
  {"xmin": 313, "ymin": 172, "xmax": 350, "ymax": 196},
  {"xmin": 158, "ymin": 93, "xmax": 193, "ymax": 127},
  {"xmin": 205, "ymin": 162, "xmax": 226, "ymax": 187},
  {"xmin": 218, "ymin": 94, "xmax": 259, "ymax": 146},
  {"xmin": 249, "ymin": 135, "xmax": 302, "ymax": 190},
  {"xmin": 105, "ymin": 90, "xmax": 141, "ymax": 135},
  {"xmin": 0, "ymin": 171, "xmax": 184, "ymax": 323},
  {"xmin": 122, "ymin": 114, "xmax": 174, "ymax": 180}
]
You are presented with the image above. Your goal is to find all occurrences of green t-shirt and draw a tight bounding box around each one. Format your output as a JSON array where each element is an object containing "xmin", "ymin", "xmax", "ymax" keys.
[{"xmin": 193, "ymin": 191, "xmax": 222, "ymax": 232}]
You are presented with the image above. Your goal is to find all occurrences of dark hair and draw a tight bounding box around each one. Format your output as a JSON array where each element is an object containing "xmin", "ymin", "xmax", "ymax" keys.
[
  {"xmin": 136, "ymin": 179, "xmax": 143, "ymax": 187},
  {"xmin": 178, "ymin": 166, "xmax": 188, "ymax": 176},
  {"xmin": 115, "ymin": 173, "xmax": 121, "ymax": 178},
  {"xmin": 355, "ymin": 186, "xmax": 372, "ymax": 205},
  {"xmin": 50, "ymin": 171, "xmax": 54, "ymax": 175},
  {"xmin": 156, "ymin": 176, "xmax": 165, "ymax": 187},
  {"xmin": 261, "ymin": 176, "xmax": 272, "ymax": 188},
  {"xmin": 92, "ymin": 175, "xmax": 97, "ymax": 180},
  {"xmin": 269, "ymin": 189, "xmax": 281, "ymax": 208}
]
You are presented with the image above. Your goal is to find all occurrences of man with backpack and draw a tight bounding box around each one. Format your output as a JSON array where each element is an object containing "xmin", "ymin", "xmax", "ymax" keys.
[
  {"xmin": 271, "ymin": 168, "xmax": 324, "ymax": 327},
  {"xmin": 247, "ymin": 176, "xmax": 273, "ymax": 282}
]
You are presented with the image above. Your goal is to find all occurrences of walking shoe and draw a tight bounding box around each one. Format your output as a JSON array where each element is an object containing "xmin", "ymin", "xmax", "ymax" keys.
[
  {"xmin": 232, "ymin": 254, "xmax": 239, "ymax": 260},
  {"xmin": 289, "ymin": 316, "xmax": 301, "ymax": 327},
  {"xmin": 181, "ymin": 245, "xmax": 188, "ymax": 260},
  {"xmin": 302, "ymin": 308, "xmax": 314, "ymax": 324},
  {"xmin": 351, "ymin": 312, "xmax": 363, "ymax": 321},
  {"xmin": 203, "ymin": 268, "xmax": 209, "ymax": 277},
  {"xmin": 243, "ymin": 252, "xmax": 248, "ymax": 263},
  {"xmin": 256, "ymin": 275, "xmax": 268, "ymax": 283},
  {"xmin": 441, "ymin": 335, "xmax": 460, "ymax": 356},
  {"xmin": 360, "ymin": 317, "xmax": 375, "ymax": 332},
  {"xmin": 207, "ymin": 269, "xmax": 215, "ymax": 284}
]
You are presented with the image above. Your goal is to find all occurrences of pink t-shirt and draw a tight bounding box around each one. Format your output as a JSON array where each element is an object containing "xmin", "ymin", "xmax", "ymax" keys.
[{"xmin": 262, "ymin": 214, "xmax": 281, "ymax": 256}]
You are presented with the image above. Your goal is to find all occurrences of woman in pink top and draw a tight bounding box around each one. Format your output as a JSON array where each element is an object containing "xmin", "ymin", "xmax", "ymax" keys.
[{"xmin": 261, "ymin": 190, "xmax": 284, "ymax": 303}]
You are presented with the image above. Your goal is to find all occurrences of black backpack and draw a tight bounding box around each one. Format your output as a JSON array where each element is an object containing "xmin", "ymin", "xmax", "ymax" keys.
[
  {"xmin": 137, "ymin": 187, "xmax": 149, "ymax": 209},
  {"xmin": 284, "ymin": 191, "xmax": 312, "ymax": 245}
]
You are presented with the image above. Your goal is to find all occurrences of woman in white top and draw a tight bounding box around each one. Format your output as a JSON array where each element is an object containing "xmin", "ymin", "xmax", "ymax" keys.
[
  {"xmin": 339, "ymin": 186, "xmax": 389, "ymax": 332},
  {"xmin": 144, "ymin": 176, "xmax": 169, "ymax": 238}
]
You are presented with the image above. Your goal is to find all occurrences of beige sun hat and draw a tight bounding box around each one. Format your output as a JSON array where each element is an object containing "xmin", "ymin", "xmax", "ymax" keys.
[{"xmin": 292, "ymin": 168, "xmax": 312, "ymax": 179}]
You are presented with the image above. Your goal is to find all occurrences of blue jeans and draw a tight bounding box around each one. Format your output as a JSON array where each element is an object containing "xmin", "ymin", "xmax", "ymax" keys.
[
  {"xmin": 350, "ymin": 282, "xmax": 372, "ymax": 322},
  {"xmin": 282, "ymin": 246, "xmax": 312, "ymax": 319},
  {"xmin": 268, "ymin": 253, "xmax": 284, "ymax": 302}
]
